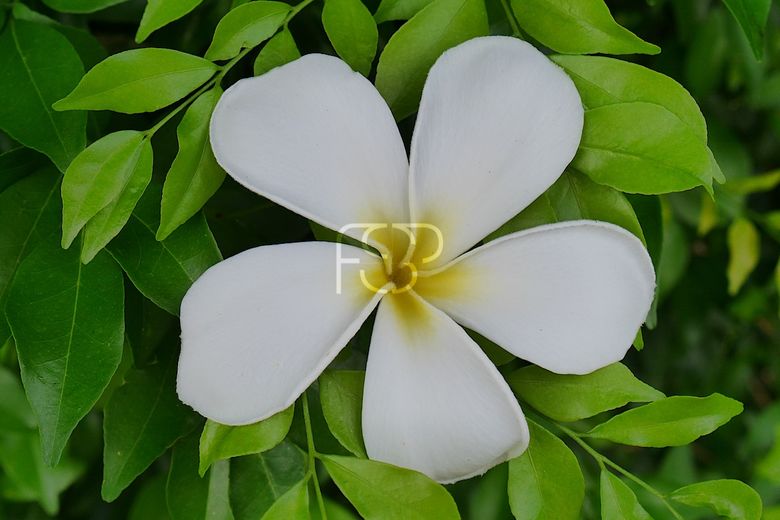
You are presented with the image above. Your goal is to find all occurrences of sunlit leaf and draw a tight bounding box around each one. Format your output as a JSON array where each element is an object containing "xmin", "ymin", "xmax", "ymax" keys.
[
  {"xmin": 205, "ymin": 2, "xmax": 291, "ymax": 61},
  {"xmin": 322, "ymin": 0, "xmax": 378, "ymax": 76},
  {"xmin": 671, "ymin": 479, "xmax": 762, "ymax": 520},
  {"xmin": 319, "ymin": 370, "xmax": 366, "ymax": 457}
]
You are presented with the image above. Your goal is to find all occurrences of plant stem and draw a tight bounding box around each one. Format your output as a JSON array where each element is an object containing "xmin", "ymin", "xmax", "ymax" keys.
[
  {"xmin": 302, "ymin": 392, "xmax": 328, "ymax": 520},
  {"xmin": 499, "ymin": 0, "xmax": 523, "ymax": 38}
]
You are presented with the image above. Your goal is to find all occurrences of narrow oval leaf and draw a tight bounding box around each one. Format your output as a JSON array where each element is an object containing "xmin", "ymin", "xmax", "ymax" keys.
[
  {"xmin": 261, "ymin": 479, "xmax": 309, "ymax": 520},
  {"xmin": 54, "ymin": 49, "xmax": 217, "ymax": 114},
  {"xmin": 42, "ymin": 0, "xmax": 129, "ymax": 14},
  {"xmin": 322, "ymin": 0, "xmax": 379, "ymax": 76},
  {"xmin": 199, "ymin": 406, "xmax": 294, "ymax": 476},
  {"xmin": 102, "ymin": 349, "xmax": 199, "ymax": 502},
  {"xmin": 136, "ymin": 0, "xmax": 206, "ymax": 43},
  {"xmin": 107, "ymin": 184, "xmax": 222, "ymax": 315},
  {"xmin": 727, "ymin": 218, "xmax": 760, "ymax": 295},
  {"xmin": 319, "ymin": 370, "xmax": 366, "ymax": 457},
  {"xmin": 508, "ymin": 421, "xmax": 584, "ymax": 520},
  {"xmin": 587, "ymin": 394, "xmax": 744, "ymax": 447},
  {"xmin": 507, "ymin": 363, "xmax": 663, "ymax": 423},
  {"xmin": 61, "ymin": 130, "xmax": 151, "ymax": 249},
  {"xmin": 321, "ymin": 455, "xmax": 460, "ymax": 519},
  {"xmin": 0, "ymin": 20, "xmax": 85, "ymax": 172},
  {"xmin": 510, "ymin": 0, "xmax": 659, "ymax": 55},
  {"xmin": 671, "ymin": 479, "xmax": 762, "ymax": 520},
  {"xmin": 229, "ymin": 441, "xmax": 307, "ymax": 520},
  {"xmin": 374, "ymin": 0, "xmax": 433, "ymax": 23},
  {"xmin": 573, "ymin": 102, "xmax": 712, "ymax": 195},
  {"xmin": 722, "ymin": 0, "xmax": 771, "ymax": 59},
  {"xmin": 205, "ymin": 1, "xmax": 291, "ymax": 61},
  {"xmin": 600, "ymin": 470, "xmax": 652, "ymax": 519},
  {"xmin": 158, "ymin": 88, "xmax": 225, "ymax": 241},
  {"xmin": 253, "ymin": 29, "xmax": 301, "ymax": 76},
  {"xmin": 375, "ymin": 0, "xmax": 489, "ymax": 120},
  {"xmin": 6, "ymin": 239, "xmax": 124, "ymax": 466}
]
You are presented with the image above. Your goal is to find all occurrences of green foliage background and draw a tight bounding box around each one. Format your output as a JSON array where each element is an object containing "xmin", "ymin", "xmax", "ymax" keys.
[{"xmin": 0, "ymin": 0, "xmax": 778, "ymax": 518}]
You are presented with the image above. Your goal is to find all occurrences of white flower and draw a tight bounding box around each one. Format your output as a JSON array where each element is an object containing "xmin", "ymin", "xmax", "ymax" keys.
[{"xmin": 176, "ymin": 36, "xmax": 655, "ymax": 484}]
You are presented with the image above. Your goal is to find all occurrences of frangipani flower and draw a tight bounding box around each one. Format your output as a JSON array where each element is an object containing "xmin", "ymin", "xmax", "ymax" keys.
[{"xmin": 177, "ymin": 36, "xmax": 655, "ymax": 484}]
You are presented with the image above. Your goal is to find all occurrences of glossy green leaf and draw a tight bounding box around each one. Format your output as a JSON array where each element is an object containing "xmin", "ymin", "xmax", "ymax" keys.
[
  {"xmin": 102, "ymin": 350, "xmax": 199, "ymax": 501},
  {"xmin": 599, "ymin": 470, "xmax": 651, "ymax": 519},
  {"xmin": 0, "ymin": 148, "xmax": 47, "ymax": 194},
  {"xmin": 321, "ymin": 455, "xmax": 460, "ymax": 519},
  {"xmin": 722, "ymin": 0, "xmax": 771, "ymax": 59},
  {"xmin": 727, "ymin": 218, "xmax": 760, "ymax": 295},
  {"xmin": 167, "ymin": 434, "xmax": 233, "ymax": 520},
  {"xmin": 6, "ymin": 239, "xmax": 124, "ymax": 466},
  {"xmin": 487, "ymin": 170, "xmax": 646, "ymax": 244},
  {"xmin": 671, "ymin": 479, "xmax": 762, "ymax": 520},
  {"xmin": 205, "ymin": 2, "xmax": 291, "ymax": 61},
  {"xmin": 587, "ymin": 394, "xmax": 743, "ymax": 447},
  {"xmin": 0, "ymin": 20, "xmax": 85, "ymax": 172},
  {"xmin": 60, "ymin": 130, "xmax": 152, "ymax": 249},
  {"xmin": 229, "ymin": 441, "xmax": 307, "ymax": 520},
  {"xmin": 0, "ymin": 169, "xmax": 61, "ymax": 346},
  {"xmin": 573, "ymin": 102, "xmax": 712, "ymax": 195},
  {"xmin": 42, "ymin": 0, "xmax": 129, "ymax": 13},
  {"xmin": 159, "ymin": 88, "xmax": 225, "ymax": 241},
  {"xmin": 199, "ymin": 406, "xmax": 294, "ymax": 476},
  {"xmin": 107, "ymin": 184, "xmax": 222, "ymax": 315},
  {"xmin": 260, "ymin": 479, "xmax": 308, "ymax": 520},
  {"xmin": 322, "ymin": 0, "xmax": 378, "ymax": 76},
  {"xmin": 507, "ymin": 363, "xmax": 664, "ymax": 422},
  {"xmin": 54, "ymin": 49, "xmax": 217, "ymax": 113},
  {"xmin": 508, "ymin": 421, "xmax": 584, "ymax": 520},
  {"xmin": 129, "ymin": 474, "xmax": 172, "ymax": 520},
  {"xmin": 375, "ymin": 0, "xmax": 489, "ymax": 120},
  {"xmin": 374, "ymin": 0, "xmax": 433, "ymax": 23},
  {"xmin": 0, "ymin": 367, "xmax": 35, "ymax": 433},
  {"xmin": 319, "ymin": 370, "xmax": 366, "ymax": 457},
  {"xmin": 253, "ymin": 29, "xmax": 301, "ymax": 76},
  {"xmin": 510, "ymin": 0, "xmax": 659, "ymax": 55},
  {"xmin": 137, "ymin": 0, "xmax": 206, "ymax": 43}
]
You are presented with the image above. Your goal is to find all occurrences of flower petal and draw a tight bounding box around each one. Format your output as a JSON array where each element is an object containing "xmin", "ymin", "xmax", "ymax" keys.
[
  {"xmin": 408, "ymin": 36, "xmax": 583, "ymax": 267},
  {"xmin": 177, "ymin": 242, "xmax": 386, "ymax": 425},
  {"xmin": 210, "ymin": 54, "xmax": 409, "ymax": 240},
  {"xmin": 362, "ymin": 293, "xmax": 529, "ymax": 484},
  {"xmin": 415, "ymin": 221, "xmax": 655, "ymax": 374}
]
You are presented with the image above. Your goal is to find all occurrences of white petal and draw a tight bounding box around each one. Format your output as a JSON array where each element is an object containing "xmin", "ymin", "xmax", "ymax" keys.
[
  {"xmin": 210, "ymin": 55, "xmax": 409, "ymax": 241},
  {"xmin": 178, "ymin": 242, "xmax": 386, "ymax": 425},
  {"xmin": 362, "ymin": 293, "xmax": 529, "ymax": 484},
  {"xmin": 415, "ymin": 221, "xmax": 655, "ymax": 374},
  {"xmin": 408, "ymin": 36, "xmax": 583, "ymax": 267}
]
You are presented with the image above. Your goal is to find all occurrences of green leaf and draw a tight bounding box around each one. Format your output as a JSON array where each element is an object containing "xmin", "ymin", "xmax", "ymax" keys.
[
  {"xmin": 722, "ymin": 0, "xmax": 771, "ymax": 59},
  {"xmin": 167, "ymin": 434, "xmax": 233, "ymax": 520},
  {"xmin": 102, "ymin": 350, "xmax": 199, "ymax": 502},
  {"xmin": 42, "ymin": 0, "xmax": 129, "ymax": 13},
  {"xmin": 137, "ymin": 0, "xmax": 206, "ymax": 43},
  {"xmin": 374, "ymin": 0, "xmax": 433, "ymax": 23},
  {"xmin": 572, "ymin": 102, "xmax": 712, "ymax": 195},
  {"xmin": 107, "ymin": 183, "xmax": 222, "ymax": 315},
  {"xmin": 599, "ymin": 470, "xmax": 651, "ymax": 519},
  {"xmin": 671, "ymin": 479, "xmax": 762, "ymax": 520},
  {"xmin": 229, "ymin": 441, "xmax": 307, "ymax": 520},
  {"xmin": 375, "ymin": 0, "xmax": 489, "ymax": 120},
  {"xmin": 60, "ymin": 130, "xmax": 152, "ymax": 249},
  {"xmin": 726, "ymin": 170, "xmax": 780, "ymax": 194},
  {"xmin": 321, "ymin": 455, "xmax": 460, "ymax": 519},
  {"xmin": 54, "ymin": 49, "xmax": 217, "ymax": 114},
  {"xmin": 319, "ymin": 370, "xmax": 366, "ymax": 457},
  {"xmin": 260, "ymin": 479, "xmax": 308, "ymax": 520},
  {"xmin": 129, "ymin": 474, "xmax": 172, "ymax": 520},
  {"xmin": 5, "ymin": 239, "xmax": 124, "ymax": 466},
  {"xmin": 159, "ymin": 88, "xmax": 225, "ymax": 241},
  {"xmin": 199, "ymin": 406, "xmax": 294, "ymax": 476},
  {"xmin": 0, "ymin": 366, "xmax": 36, "ymax": 433},
  {"xmin": 727, "ymin": 218, "xmax": 760, "ymax": 295},
  {"xmin": 0, "ymin": 148, "xmax": 47, "ymax": 194},
  {"xmin": 757, "ymin": 427, "xmax": 780, "ymax": 483},
  {"xmin": 507, "ymin": 421, "xmax": 584, "ymax": 520},
  {"xmin": 253, "ymin": 29, "xmax": 301, "ymax": 76},
  {"xmin": 0, "ymin": 20, "xmax": 85, "ymax": 172},
  {"xmin": 487, "ymin": 170, "xmax": 646, "ymax": 244},
  {"xmin": 0, "ymin": 169, "xmax": 61, "ymax": 346},
  {"xmin": 510, "ymin": 0, "xmax": 659, "ymax": 55},
  {"xmin": 507, "ymin": 363, "xmax": 663, "ymax": 422},
  {"xmin": 205, "ymin": 2, "xmax": 291, "ymax": 61},
  {"xmin": 587, "ymin": 394, "xmax": 744, "ymax": 447},
  {"xmin": 322, "ymin": 0, "xmax": 378, "ymax": 76}
]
